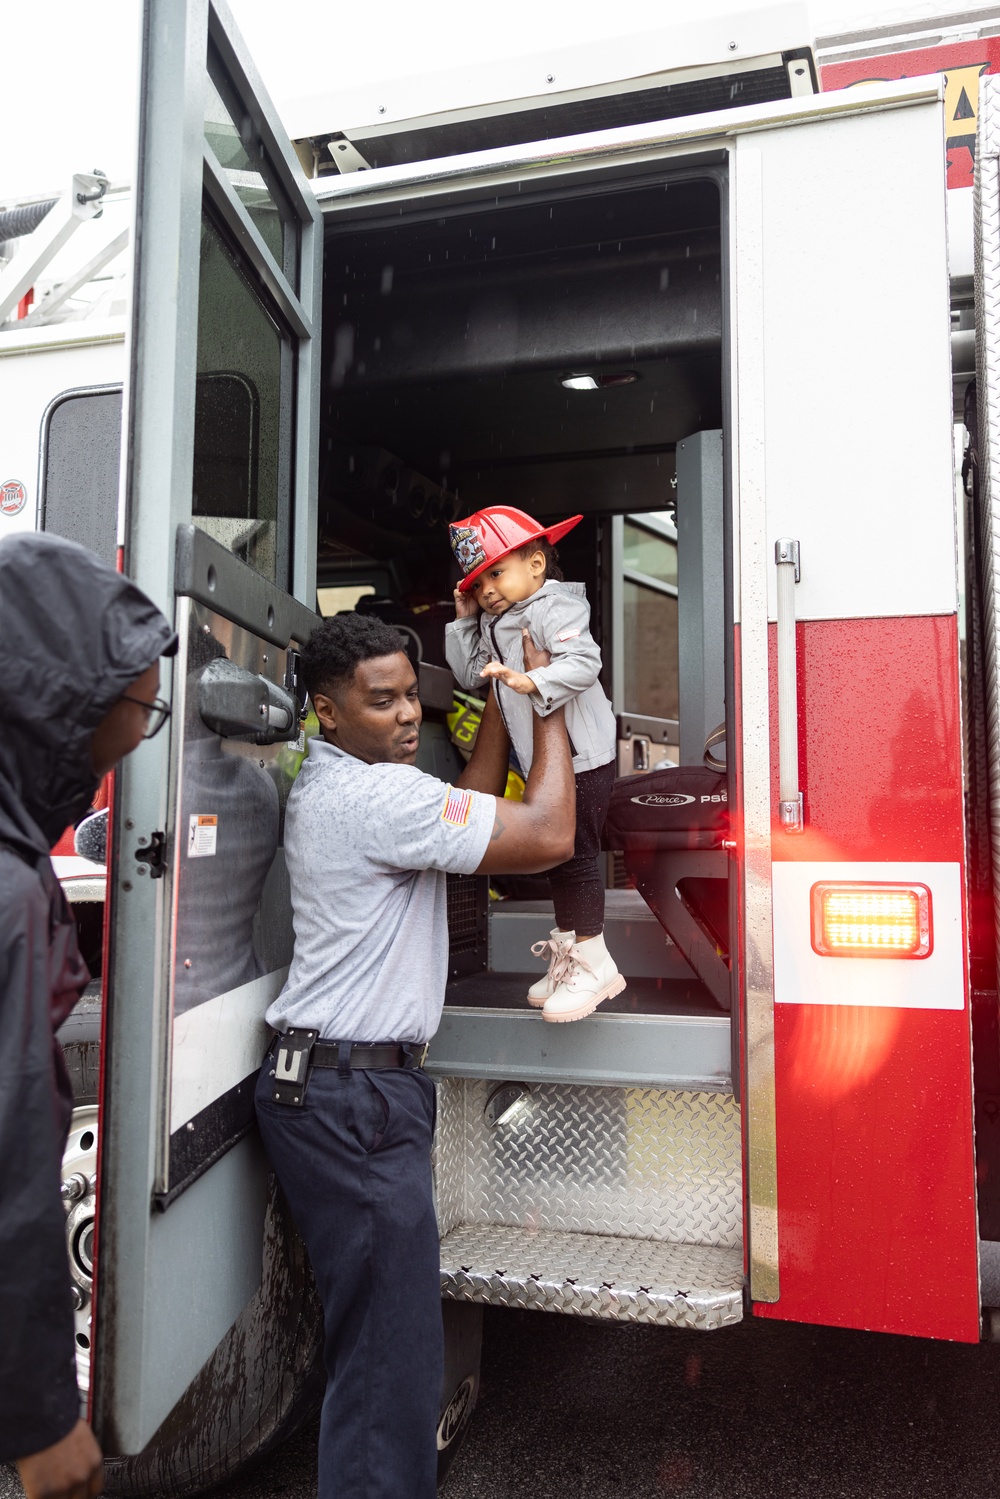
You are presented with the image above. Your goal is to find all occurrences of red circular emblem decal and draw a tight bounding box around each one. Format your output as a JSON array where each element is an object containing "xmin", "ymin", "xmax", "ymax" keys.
[{"xmin": 0, "ymin": 480, "xmax": 27, "ymax": 517}]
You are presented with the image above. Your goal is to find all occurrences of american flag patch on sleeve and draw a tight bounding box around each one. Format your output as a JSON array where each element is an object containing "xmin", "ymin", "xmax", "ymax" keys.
[{"xmin": 441, "ymin": 786, "xmax": 473, "ymax": 828}]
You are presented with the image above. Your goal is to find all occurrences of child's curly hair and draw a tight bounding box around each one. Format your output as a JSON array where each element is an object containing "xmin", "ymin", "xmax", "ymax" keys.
[{"xmin": 514, "ymin": 538, "xmax": 564, "ymax": 582}]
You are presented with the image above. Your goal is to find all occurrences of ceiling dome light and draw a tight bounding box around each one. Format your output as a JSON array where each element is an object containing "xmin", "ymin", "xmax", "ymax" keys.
[{"xmin": 560, "ymin": 371, "xmax": 639, "ymax": 392}]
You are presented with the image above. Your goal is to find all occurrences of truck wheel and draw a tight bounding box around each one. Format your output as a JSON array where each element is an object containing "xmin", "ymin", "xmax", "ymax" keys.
[
  {"xmin": 103, "ymin": 1172, "xmax": 324, "ymax": 1497},
  {"xmin": 61, "ymin": 1105, "xmax": 99, "ymax": 1399},
  {"xmin": 437, "ymin": 1300, "xmax": 483, "ymax": 1487}
]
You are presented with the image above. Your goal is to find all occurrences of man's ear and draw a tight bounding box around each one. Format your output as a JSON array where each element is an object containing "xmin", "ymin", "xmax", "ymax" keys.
[{"xmin": 311, "ymin": 689, "xmax": 338, "ymax": 735}]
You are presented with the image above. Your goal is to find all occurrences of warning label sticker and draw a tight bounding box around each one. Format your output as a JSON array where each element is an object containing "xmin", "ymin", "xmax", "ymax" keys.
[{"xmin": 188, "ymin": 813, "xmax": 218, "ymax": 857}]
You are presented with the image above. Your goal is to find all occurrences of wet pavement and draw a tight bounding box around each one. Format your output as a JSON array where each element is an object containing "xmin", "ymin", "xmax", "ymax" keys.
[
  {"xmin": 5, "ymin": 1306, "xmax": 999, "ymax": 1498},
  {"xmin": 438, "ymin": 1307, "xmax": 1000, "ymax": 1497}
]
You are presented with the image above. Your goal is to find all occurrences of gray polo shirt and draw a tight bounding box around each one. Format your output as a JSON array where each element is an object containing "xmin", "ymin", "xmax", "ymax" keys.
[{"xmin": 266, "ymin": 737, "xmax": 495, "ymax": 1043}]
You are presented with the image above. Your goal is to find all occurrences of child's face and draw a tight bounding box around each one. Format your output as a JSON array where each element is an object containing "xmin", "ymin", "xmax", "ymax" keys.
[{"xmin": 469, "ymin": 548, "xmax": 546, "ymax": 614}]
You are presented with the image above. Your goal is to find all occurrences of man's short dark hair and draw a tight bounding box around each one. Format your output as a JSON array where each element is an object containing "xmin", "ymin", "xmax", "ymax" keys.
[{"xmin": 301, "ymin": 613, "xmax": 408, "ymax": 701}]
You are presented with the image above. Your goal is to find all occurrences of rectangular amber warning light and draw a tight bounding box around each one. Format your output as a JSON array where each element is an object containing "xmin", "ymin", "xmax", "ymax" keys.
[{"xmin": 810, "ymin": 882, "xmax": 932, "ymax": 959}]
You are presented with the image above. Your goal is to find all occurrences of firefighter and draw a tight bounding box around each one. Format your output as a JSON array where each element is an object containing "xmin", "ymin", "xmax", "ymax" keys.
[
  {"xmin": 254, "ymin": 612, "xmax": 574, "ymax": 1499},
  {"xmin": 0, "ymin": 532, "xmax": 175, "ymax": 1499}
]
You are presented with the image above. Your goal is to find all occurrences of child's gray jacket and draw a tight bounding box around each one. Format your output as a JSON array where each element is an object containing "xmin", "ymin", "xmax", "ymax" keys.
[{"xmin": 444, "ymin": 579, "xmax": 616, "ymax": 776}]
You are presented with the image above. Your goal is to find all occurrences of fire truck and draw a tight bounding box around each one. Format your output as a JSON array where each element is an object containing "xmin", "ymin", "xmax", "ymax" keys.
[{"xmin": 3, "ymin": 0, "xmax": 1000, "ymax": 1488}]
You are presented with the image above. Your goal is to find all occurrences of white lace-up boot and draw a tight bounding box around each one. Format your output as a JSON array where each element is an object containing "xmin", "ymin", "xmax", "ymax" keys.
[
  {"xmin": 526, "ymin": 929, "xmax": 575, "ymax": 1007},
  {"xmin": 542, "ymin": 931, "xmax": 625, "ymax": 1023}
]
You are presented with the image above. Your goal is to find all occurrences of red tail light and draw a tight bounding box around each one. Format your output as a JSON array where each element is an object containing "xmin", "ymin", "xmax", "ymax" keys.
[{"xmin": 810, "ymin": 882, "xmax": 932, "ymax": 959}]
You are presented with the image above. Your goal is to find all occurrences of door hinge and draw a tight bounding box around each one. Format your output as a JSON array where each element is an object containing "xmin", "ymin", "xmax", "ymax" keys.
[{"xmin": 135, "ymin": 829, "xmax": 166, "ymax": 880}]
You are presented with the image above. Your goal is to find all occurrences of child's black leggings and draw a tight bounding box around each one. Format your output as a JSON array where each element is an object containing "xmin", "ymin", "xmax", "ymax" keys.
[{"xmin": 547, "ymin": 759, "xmax": 617, "ymax": 936}]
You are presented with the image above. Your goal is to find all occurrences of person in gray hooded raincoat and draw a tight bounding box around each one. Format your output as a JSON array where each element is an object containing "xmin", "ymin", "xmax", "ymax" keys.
[{"xmin": 0, "ymin": 532, "xmax": 175, "ymax": 1499}]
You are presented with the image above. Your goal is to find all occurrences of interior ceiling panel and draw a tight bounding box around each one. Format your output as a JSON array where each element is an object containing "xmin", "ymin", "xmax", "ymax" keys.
[
  {"xmin": 323, "ymin": 173, "xmax": 723, "ymax": 497},
  {"xmin": 332, "ymin": 246, "xmax": 720, "ymax": 386},
  {"xmin": 328, "ymin": 354, "xmax": 721, "ymax": 473},
  {"xmin": 326, "ymin": 177, "xmax": 720, "ymax": 274}
]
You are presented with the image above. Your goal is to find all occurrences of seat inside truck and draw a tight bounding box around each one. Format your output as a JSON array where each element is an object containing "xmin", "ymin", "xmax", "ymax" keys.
[{"xmin": 317, "ymin": 166, "xmax": 729, "ymax": 1013}]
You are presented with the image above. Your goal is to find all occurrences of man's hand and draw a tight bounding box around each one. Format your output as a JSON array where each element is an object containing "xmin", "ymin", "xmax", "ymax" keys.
[
  {"xmin": 17, "ymin": 1419, "xmax": 103, "ymax": 1499},
  {"xmin": 480, "ymin": 628, "xmax": 548, "ymax": 695},
  {"xmin": 472, "ymin": 626, "xmax": 574, "ymax": 875},
  {"xmin": 520, "ymin": 628, "xmax": 550, "ymax": 674},
  {"xmin": 453, "ymin": 586, "xmax": 479, "ymax": 620}
]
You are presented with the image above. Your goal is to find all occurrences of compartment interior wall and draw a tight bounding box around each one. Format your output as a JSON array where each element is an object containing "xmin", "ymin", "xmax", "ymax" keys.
[
  {"xmin": 318, "ymin": 173, "xmax": 724, "ymax": 608},
  {"xmin": 315, "ymin": 169, "xmax": 728, "ymax": 1008}
]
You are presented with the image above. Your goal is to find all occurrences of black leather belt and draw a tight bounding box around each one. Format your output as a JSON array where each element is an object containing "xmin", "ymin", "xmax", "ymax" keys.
[
  {"xmin": 267, "ymin": 1032, "xmax": 427, "ymax": 1071},
  {"xmin": 312, "ymin": 1041, "xmax": 428, "ymax": 1070},
  {"xmin": 266, "ymin": 1031, "xmax": 428, "ymax": 1108}
]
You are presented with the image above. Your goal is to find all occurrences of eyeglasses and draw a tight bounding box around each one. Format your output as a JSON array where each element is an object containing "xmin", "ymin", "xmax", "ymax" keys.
[{"xmin": 120, "ymin": 693, "xmax": 172, "ymax": 740}]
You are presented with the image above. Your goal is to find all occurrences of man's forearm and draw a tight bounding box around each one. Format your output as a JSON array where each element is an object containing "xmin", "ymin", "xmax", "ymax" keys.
[
  {"xmin": 471, "ymin": 702, "xmax": 576, "ymax": 873},
  {"xmin": 522, "ymin": 705, "xmax": 575, "ymax": 827},
  {"xmin": 456, "ymin": 687, "xmax": 510, "ymax": 796}
]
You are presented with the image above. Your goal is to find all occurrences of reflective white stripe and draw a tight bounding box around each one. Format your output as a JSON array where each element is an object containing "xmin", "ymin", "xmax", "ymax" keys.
[
  {"xmin": 772, "ymin": 863, "xmax": 963, "ymax": 1009},
  {"xmin": 170, "ymin": 967, "xmax": 288, "ymax": 1131}
]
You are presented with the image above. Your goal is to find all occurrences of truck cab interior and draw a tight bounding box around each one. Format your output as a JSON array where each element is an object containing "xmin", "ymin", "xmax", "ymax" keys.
[
  {"xmin": 38, "ymin": 161, "xmax": 732, "ymax": 1026},
  {"xmin": 312, "ymin": 165, "xmax": 730, "ymax": 1019}
]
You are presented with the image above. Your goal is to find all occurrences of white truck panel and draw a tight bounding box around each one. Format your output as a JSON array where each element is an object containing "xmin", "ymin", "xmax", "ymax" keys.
[
  {"xmin": 282, "ymin": 2, "xmax": 811, "ymax": 140},
  {"xmin": 741, "ymin": 97, "xmax": 957, "ymax": 623},
  {"xmin": 0, "ymin": 329, "xmax": 125, "ymax": 537}
]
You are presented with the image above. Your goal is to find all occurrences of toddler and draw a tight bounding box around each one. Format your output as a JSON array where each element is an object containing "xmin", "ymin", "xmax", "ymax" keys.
[{"xmin": 445, "ymin": 505, "xmax": 624, "ymax": 1023}]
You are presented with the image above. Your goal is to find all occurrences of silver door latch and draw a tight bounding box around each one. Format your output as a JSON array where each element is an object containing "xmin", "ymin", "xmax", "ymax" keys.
[{"xmin": 775, "ymin": 538, "xmax": 804, "ymax": 833}]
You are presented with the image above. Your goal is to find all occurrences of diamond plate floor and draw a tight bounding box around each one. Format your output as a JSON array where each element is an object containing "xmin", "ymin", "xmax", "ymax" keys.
[{"xmin": 440, "ymin": 1223, "xmax": 743, "ymax": 1330}]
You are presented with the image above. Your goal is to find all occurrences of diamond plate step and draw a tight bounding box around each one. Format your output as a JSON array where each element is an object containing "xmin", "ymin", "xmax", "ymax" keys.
[
  {"xmin": 439, "ymin": 1224, "xmax": 743, "ymax": 1330},
  {"xmin": 489, "ymin": 889, "xmax": 697, "ymax": 980}
]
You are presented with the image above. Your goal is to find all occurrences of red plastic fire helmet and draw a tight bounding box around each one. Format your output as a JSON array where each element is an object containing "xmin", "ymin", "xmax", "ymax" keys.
[{"xmin": 449, "ymin": 505, "xmax": 583, "ymax": 592}]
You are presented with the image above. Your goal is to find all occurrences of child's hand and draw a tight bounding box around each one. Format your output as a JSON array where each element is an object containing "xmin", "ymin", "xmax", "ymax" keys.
[
  {"xmin": 453, "ymin": 586, "xmax": 479, "ymax": 620},
  {"xmin": 480, "ymin": 661, "xmax": 539, "ymax": 695}
]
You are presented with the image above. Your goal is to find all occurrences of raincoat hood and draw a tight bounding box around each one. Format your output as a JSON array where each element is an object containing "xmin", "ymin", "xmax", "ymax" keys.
[{"xmin": 0, "ymin": 533, "xmax": 176, "ymax": 853}]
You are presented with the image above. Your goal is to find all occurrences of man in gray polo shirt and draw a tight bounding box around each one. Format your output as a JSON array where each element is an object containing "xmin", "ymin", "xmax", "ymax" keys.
[{"xmin": 254, "ymin": 612, "xmax": 574, "ymax": 1499}]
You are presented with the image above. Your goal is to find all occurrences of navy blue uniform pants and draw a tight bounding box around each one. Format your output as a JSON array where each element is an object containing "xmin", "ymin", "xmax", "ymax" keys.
[{"xmin": 254, "ymin": 1062, "xmax": 442, "ymax": 1499}]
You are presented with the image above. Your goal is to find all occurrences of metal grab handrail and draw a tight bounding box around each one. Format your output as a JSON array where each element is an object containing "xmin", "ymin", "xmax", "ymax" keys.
[{"xmin": 775, "ymin": 538, "xmax": 803, "ymax": 833}]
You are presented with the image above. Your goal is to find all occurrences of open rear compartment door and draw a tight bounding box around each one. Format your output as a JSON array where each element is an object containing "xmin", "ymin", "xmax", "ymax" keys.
[
  {"xmin": 732, "ymin": 78, "xmax": 981, "ymax": 1338},
  {"xmin": 92, "ymin": 0, "xmax": 324, "ymax": 1483}
]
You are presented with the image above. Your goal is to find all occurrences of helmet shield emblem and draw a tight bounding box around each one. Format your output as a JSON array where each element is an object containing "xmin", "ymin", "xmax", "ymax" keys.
[{"xmin": 450, "ymin": 524, "xmax": 487, "ymax": 576}]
